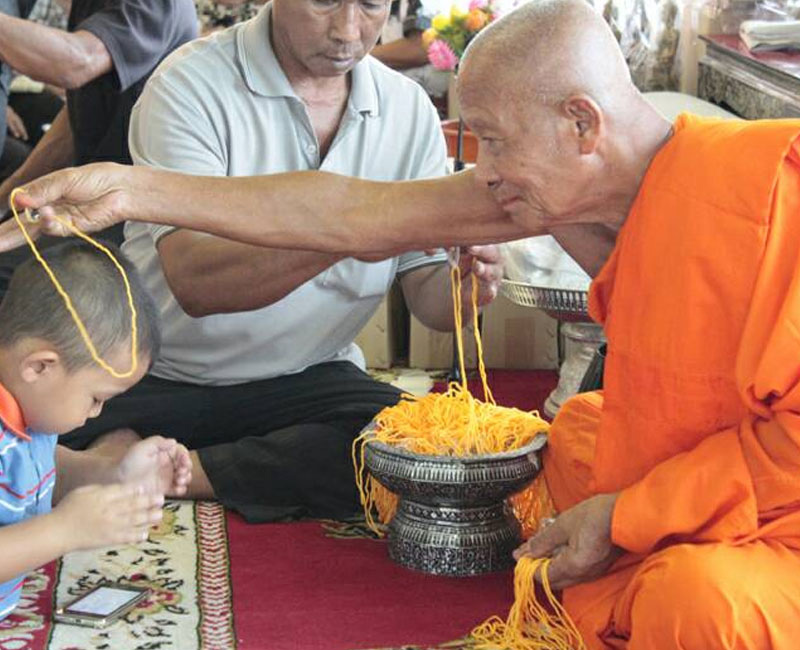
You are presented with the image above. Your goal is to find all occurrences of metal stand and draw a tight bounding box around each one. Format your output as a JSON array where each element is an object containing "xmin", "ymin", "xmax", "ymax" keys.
[
  {"xmin": 544, "ymin": 322, "xmax": 605, "ymax": 418},
  {"xmin": 500, "ymin": 280, "xmax": 606, "ymax": 418}
]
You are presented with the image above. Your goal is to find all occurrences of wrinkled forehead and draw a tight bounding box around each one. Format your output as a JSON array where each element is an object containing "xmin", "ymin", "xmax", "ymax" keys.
[
  {"xmin": 457, "ymin": 64, "xmax": 531, "ymax": 135},
  {"xmin": 457, "ymin": 63, "xmax": 501, "ymax": 122}
]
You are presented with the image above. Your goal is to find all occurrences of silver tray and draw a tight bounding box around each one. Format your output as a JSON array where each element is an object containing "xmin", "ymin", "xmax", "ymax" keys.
[{"xmin": 500, "ymin": 279, "xmax": 591, "ymax": 322}]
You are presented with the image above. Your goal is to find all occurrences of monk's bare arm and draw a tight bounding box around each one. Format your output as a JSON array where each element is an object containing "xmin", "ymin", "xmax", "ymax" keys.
[
  {"xmin": 128, "ymin": 168, "xmax": 536, "ymax": 252},
  {"xmin": 5, "ymin": 164, "xmax": 538, "ymax": 254}
]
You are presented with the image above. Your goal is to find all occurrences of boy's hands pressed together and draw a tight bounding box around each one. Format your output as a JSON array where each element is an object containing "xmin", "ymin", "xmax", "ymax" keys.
[
  {"xmin": 52, "ymin": 484, "xmax": 163, "ymax": 551},
  {"xmin": 116, "ymin": 436, "xmax": 192, "ymax": 497}
]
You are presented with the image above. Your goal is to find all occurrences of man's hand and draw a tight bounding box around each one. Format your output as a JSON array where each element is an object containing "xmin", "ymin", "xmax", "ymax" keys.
[
  {"xmin": 6, "ymin": 106, "xmax": 27, "ymax": 141},
  {"xmin": 0, "ymin": 162, "xmax": 128, "ymax": 252},
  {"xmin": 51, "ymin": 484, "xmax": 164, "ymax": 550},
  {"xmin": 513, "ymin": 493, "xmax": 622, "ymax": 591},
  {"xmin": 459, "ymin": 244, "xmax": 504, "ymax": 307},
  {"xmin": 116, "ymin": 436, "xmax": 192, "ymax": 498}
]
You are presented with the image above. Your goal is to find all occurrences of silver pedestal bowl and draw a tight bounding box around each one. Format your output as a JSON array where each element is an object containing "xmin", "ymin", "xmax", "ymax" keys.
[{"xmin": 363, "ymin": 426, "xmax": 547, "ymax": 577}]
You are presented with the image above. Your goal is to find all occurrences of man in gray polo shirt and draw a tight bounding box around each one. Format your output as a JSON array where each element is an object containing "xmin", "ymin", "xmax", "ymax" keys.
[{"xmin": 64, "ymin": 0, "xmax": 503, "ymax": 522}]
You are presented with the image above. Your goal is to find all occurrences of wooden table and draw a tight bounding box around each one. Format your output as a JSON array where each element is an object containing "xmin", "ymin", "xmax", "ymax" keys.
[{"xmin": 698, "ymin": 34, "xmax": 800, "ymax": 118}]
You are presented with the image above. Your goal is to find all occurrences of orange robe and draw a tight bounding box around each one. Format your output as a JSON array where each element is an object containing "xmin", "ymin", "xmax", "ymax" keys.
[{"xmin": 543, "ymin": 114, "xmax": 800, "ymax": 649}]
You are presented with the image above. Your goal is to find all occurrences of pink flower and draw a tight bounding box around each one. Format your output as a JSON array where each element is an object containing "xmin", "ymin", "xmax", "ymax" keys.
[
  {"xmin": 427, "ymin": 39, "xmax": 459, "ymax": 71},
  {"xmin": 469, "ymin": 0, "xmax": 488, "ymax": 8}
]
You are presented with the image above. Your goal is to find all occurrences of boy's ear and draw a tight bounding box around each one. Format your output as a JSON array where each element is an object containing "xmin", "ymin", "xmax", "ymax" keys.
[{"xmin": 19, "ymin": 349, "xmax": 62, "ymax": 384}]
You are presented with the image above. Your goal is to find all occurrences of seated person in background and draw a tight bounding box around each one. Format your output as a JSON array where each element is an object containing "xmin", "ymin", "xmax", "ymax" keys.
[
  {"xmin": 2, "ymin": 87, "xmax": 64, "ymax": 182},
  {"xmin": 372, "ymin": 0, "xmax": 449, "ymax": 103},
  {"xmin": 60, "ymin": 0, "xmax": 503, "ymax": 524},
  {"xmin": 0, "ymin": 239, "xmax": 191, "ymax": 621},
  {"xmin": 0, "ymin": 0, "xmax": 197, "ymax": 256},
  {"xmin": 1, "ymin": 105, "xmax": 33, "ymax": 182},
  {"xmin": 0, "ymin": 0, "xmax": 70, "ymax": 182},
  {"xmin": 0, "ymin": 0, "xmax": 35, "ymax": 173}
]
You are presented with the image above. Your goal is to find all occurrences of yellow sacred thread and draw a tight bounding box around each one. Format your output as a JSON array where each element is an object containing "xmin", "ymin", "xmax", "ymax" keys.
[
  {"xmin": 8, "ymin": 188, "xmax": 139, "ymax": 379},
  {"xmin": 471, "ymin": 557, "xmax": 587, "ymax": 650}
]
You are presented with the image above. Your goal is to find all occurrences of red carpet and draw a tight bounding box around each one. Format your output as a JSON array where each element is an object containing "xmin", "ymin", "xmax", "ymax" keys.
[
  {"xmin": 229, "ymin": 370, "xmax": 558, "ymax": 650},
  {"xmin": 228, "ymin": 519, "xmax": 514, "ymax": 650}
]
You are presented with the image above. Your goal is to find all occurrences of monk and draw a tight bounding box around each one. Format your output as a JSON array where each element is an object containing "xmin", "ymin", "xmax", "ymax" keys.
[{"xmin": 3, "ymin": 1, "xmax": 800, "ymax": 647}]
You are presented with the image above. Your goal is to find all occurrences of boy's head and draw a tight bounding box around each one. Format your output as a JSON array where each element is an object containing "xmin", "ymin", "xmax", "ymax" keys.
[{"xmin": 0, "ymin": 240, "xmax": 160, "ymax": 434}]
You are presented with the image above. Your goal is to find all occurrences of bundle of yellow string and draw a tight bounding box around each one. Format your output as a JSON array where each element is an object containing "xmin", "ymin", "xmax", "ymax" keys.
[
  {"xmin": 352, "ymin": 258, "xmax": 586, "ymax": 649},
  {"xmin": 471, "ymin": 557, "xmax": 586, "ymax": 650}
]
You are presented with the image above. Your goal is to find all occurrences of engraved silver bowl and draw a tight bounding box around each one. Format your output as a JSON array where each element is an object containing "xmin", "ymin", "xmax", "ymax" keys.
[
  {"xmin": 500, "ymin": 279, "xmax": 591, "ymax": 322},
  {"xmin": 363, "ymin": 425, "xmax": 547, "ymax": 577}
]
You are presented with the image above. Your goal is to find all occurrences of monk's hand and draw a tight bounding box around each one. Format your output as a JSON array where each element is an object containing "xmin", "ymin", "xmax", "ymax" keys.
[
  {"xmin": 0, "ymin": 162, "xmax": 129, "ymax": 252},
  {"xmin": 459, "ymin": 244, "xmax": 504, "ymax": 307},
  {"xmin": 513, "ymin": 493, "xmax": 622, "ymax": 591}
]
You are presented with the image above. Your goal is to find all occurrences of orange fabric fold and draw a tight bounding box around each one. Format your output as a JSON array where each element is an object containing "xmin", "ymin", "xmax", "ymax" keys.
[
  {"xmin": 543, "ymin": 115, "xmax": 800, "ymax": 648},
  {"xmin": 588, "ymin": 114, "xmax": 800, "ymax": 552}
]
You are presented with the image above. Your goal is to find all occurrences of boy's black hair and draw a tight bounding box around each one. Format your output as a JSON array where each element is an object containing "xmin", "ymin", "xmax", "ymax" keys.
[{"xmin": 0, "ymin": 240, "xmax": 160, "ymax": 371}]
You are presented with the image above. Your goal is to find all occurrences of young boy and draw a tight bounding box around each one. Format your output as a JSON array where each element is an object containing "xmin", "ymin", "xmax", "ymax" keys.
[{"xmin": 0, "ymin": 239, "xmax": 191, "ymax": 620}]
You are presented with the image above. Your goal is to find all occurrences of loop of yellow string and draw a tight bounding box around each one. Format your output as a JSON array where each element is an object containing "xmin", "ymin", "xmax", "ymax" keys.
[{"xmin": 8, "ymin": 188, "xmax": 138, "ymax": 379}]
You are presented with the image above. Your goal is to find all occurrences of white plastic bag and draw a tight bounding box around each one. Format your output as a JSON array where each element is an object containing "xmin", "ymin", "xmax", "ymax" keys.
[{"xmin": 501, "ymin": 236, "xmax": 591, "ymax": 291}]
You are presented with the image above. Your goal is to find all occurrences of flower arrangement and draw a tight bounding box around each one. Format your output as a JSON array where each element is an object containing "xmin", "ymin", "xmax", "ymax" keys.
[{"xmin": 422, "ymin": 0, "xmax": 499, "ymax": 71}]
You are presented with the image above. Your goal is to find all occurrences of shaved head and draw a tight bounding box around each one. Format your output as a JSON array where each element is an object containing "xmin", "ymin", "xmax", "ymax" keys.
[{"xmin": 460, "ymin": 0, "xmax": 635, "ymax": 111}]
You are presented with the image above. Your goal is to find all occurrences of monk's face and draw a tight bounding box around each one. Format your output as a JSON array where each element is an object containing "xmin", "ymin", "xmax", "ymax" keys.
[
  {"xmin": 459, "ymin": 70, "xmax": 592, "ymax": 228},
  {"xmin": 272, "ymin": 0, "xmax": 390, "ymax": 77}
]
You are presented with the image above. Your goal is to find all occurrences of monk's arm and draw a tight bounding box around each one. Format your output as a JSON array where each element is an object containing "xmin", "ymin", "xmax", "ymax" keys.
[
  {"xmin": 6, "ymin": 164, "xmax": 537, "ymax": 255},
  {"xmin": 143, "ymin": 169, "xmax": 533, "ymax": 252},
  {"xmin": 609, "ymin": 158, "xmax": 800, "ymax": 555}
]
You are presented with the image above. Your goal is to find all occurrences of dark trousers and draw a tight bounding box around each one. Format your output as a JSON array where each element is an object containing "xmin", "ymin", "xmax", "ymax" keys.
[
  {"xmin": 0, "ymin": 90, "xmax": 64, "ymax": 182},
  {"xmin": 62, "ymin": 361, "xmax": 403, "ymax": 523},
  {"xmin": 9, "ymin": 90, "xmax": 64, "ymax": 147},
  {"xmin": 0, "ymin": 136, "xmax": 30, "ymax": 183}
]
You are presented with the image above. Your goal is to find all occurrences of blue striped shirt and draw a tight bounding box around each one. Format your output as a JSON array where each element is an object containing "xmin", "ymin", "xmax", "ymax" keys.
[{"xmin": 0, "ymin": 390, "xmax": 57, "ymax": 620}]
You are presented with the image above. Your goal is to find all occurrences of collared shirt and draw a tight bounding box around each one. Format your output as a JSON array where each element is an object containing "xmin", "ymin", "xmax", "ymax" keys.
[
  {"xmin": 67, "ymin": 0, "xmax": 197, "ymax": 165},
  {"xmin": 123, "ymin": 4, "xmax": 448, "ymax": 386},
  {"xmin": 0, "ymin": 383, "xmax": 56, "ymax": 621}
]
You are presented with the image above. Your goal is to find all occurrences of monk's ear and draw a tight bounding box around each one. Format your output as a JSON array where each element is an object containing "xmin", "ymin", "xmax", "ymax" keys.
[{"xmin": 562, "ymin": 95, "xmax": 603, "ymax": 155}]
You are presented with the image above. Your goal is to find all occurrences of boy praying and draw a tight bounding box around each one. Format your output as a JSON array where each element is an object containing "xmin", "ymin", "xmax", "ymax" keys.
[{"xmin": 0, "ymin": 239, "xmax": 190, "ymax": 620}]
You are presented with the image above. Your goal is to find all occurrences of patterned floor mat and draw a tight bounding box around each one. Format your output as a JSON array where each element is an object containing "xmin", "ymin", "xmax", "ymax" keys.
[{"xmin": 0, "ymin": 501, "xmax": 234, "ymax": 650}]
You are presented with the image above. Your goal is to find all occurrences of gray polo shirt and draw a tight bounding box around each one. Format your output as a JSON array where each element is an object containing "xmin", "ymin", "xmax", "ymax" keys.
[{"xmin": 123, "ymin": 5, "xmax": 447, "ymax": 385}]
